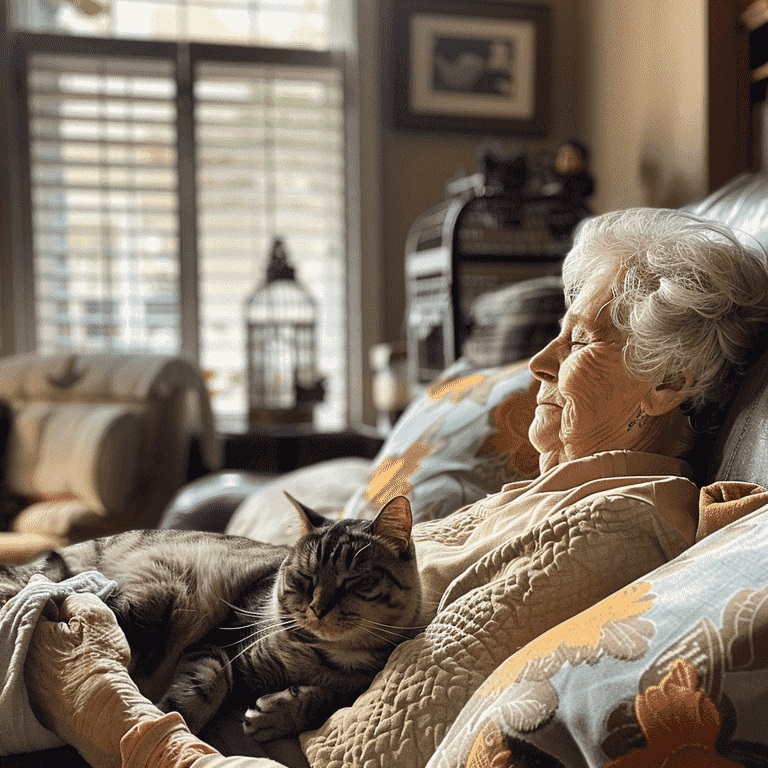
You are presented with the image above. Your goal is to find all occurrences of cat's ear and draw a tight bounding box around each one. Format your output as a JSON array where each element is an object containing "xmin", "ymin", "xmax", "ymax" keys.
[
  {"xmin": 284, "ymin": 492, "xmax": 328, "ymax": 534},
  {"xmin": 370, "ymin": 495, "xmax": 412, "ymax": 553}
]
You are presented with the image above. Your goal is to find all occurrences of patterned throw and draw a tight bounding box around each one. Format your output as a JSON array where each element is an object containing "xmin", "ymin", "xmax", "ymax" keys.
[
  {"xmin": 428, "ymin": 480, "xmax": 768, "ymax": 768},
  {"xmin": 344, "ymin": 361, "xmax": 540, "ymax": 524}
]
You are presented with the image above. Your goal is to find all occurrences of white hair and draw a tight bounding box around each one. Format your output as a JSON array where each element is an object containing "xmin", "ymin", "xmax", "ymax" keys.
[{"xmin": 563, "ymin": 208, "xmax": 768, "ymax": 412}]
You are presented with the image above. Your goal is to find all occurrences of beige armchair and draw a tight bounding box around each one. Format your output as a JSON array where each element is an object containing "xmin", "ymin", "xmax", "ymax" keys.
[{"xmin": 0, "ymin": 353, "xmax": 222, "ymax": 563}]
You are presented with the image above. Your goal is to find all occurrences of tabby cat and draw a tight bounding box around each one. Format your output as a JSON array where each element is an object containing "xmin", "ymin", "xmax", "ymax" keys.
[{"xmin": 0, "ymin": 494, "xmax": 420, "ymax": 740}]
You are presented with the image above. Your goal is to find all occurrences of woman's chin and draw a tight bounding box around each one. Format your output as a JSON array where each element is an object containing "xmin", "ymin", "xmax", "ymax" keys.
[{"xmin": 529, "ymin": 420, "xmax": 564, "ymax": 472}]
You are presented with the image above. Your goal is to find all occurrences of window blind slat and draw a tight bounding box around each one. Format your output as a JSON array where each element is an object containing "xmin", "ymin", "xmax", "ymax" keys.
[
  {"xmin": 196, "ymin": 59, "xmax": 346, "ymax": 427},
  {"xmin": 28, "ymin": 52, "xmax": 181, "ymax": 357}
]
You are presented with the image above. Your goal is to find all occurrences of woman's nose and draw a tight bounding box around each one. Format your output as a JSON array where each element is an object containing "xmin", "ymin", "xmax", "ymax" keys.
[{"xmin": 529, "ymin": 337, "xmax": 559, "ymax": 384}]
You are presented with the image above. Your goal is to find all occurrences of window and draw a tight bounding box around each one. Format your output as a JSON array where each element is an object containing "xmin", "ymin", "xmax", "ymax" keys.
[
  {"xmin": 14, "ymin": 0, "xmax": 334, "ymax": 48},
  {"xmin": 195, "ymin": 59, "xmax": 345, "ymax": 424},
  {"xmin": 11, "ymin": 0, "xmax": 350, "ymax": 429},
  {"xmin": 27, "ymin": 52, "xmax": 181, "ymax": 354}
]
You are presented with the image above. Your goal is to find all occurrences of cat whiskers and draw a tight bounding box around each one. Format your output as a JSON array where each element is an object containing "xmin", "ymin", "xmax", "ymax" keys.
[
  {"xmin": 219, "ymin": 598, "xmax": 267, "ymax": 618},
  {"xmin": 356, "ymin": 625, "xmax": 400, "ymax": 647},
  {"xmin": 219, "ymin": 618, "xmax": 300, "ymax": 650},
  {"xmin": 219, "ymin": 615, "xmax": 285, "ymax": 631},
  {"xmin": 223, "ymin": 619, "xmax": 301, "ymax": 670}
]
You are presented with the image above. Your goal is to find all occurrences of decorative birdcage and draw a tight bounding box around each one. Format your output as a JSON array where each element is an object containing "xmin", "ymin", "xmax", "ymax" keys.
[{"xmin": 244, "ymin": 238, "xmax": 325, "ymax": 425}]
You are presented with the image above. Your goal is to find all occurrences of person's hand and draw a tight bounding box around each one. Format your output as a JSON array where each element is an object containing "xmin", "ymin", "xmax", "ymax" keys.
[{"xmin": 25, "ymin": 593, "xmax": 161, "ymax": 768}]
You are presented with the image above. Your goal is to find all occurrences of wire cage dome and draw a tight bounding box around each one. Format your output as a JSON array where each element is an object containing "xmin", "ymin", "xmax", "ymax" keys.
[{"xmin": 244, "ymin": 237, "xmax": 325, "ymax": 425}]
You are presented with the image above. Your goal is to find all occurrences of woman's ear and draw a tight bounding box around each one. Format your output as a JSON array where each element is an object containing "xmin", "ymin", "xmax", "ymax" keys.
[{"xmin": 641, "ymin": 372, "xmax": 694, "ymax": 416}]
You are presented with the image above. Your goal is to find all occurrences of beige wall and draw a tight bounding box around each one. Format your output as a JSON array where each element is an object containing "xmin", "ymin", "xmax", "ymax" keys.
[
  {"xmin": 577, "ymin": 0, "xmax": 708, "ymax": 212},
  {"xmin": 375, "ymin": 0, "xmax": 709, "ymax": 343}
]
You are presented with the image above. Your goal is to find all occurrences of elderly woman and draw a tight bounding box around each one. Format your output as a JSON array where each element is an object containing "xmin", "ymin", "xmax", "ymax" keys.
[{"xmin": 20, "ymin": 208, "xmax": 768, "ymax": 768}]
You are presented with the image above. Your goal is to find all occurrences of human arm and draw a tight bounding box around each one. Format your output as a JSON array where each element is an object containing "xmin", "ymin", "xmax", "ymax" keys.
[{"xmin": 24, "ymin": 593, "xmax": 283, "ymax": 768}]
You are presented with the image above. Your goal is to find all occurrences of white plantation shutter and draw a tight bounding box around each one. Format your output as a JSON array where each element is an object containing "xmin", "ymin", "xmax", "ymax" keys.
[
  {"xmin": 195, "ymin": 59, "xmax": 346, "ymax": 427},
  {"xmin": 27, "ymin": 52, "xmax": 181, "ymax": 354},
  {"xmin": 21, "ymin": 41, "xmax": 347, "ymax": 429},
  {"xmin": 15, "ymin": 0, "xmax": 333, "ymax": 49}
]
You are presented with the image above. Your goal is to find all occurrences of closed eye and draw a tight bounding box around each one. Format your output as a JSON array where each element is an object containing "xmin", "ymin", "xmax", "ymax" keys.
[
  {"xmin": 286, "ymin": 570, "xmax": 313, "ymax": 591},
  {"xmin": 344, "ymin": 574, "xmax": 378, "ymax": 596}
]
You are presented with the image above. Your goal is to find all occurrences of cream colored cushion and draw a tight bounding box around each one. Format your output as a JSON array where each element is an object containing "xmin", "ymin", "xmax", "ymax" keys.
[
  {"xmin": 226, "ymin": 458, "xmax": 373, "ymax": 546},
  {"xmin": 5, "ymin": 403, "xmax": 142, "ymax": 515}
]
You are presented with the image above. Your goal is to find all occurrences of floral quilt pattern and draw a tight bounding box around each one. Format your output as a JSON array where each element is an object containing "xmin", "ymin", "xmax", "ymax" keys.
[
  {"xmin": 344, "ymin": 361, "xmax": 539, "ymax": 523},
  {"xmin": 430, "ymin": 500, "xmax": 768, "ymax": 768}
]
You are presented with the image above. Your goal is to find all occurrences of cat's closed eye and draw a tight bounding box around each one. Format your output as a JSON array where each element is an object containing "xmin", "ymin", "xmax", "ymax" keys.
[
  {"xmin": 286, "ymin": 570, "xmax": 313, "ymax": 591},
  {"xmin": 344, "ymin": 574, "xmax": 379, "ymax": 597}
]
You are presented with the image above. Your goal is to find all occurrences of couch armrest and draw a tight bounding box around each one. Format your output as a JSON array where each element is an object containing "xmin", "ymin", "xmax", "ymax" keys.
[{"xmin": 158, "ymin": 471, "xmax": 277, "ymax": 532}]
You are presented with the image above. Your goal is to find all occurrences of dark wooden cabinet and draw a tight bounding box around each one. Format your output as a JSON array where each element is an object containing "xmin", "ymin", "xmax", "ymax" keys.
[{"xmin": 188, "ymin": 425, "xmax": 385, "ymax": 480}]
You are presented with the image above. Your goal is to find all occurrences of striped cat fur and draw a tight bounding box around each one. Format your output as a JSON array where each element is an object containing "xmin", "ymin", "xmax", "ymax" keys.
[{"xmin": 0, "ymin": 494, "xmax": 421, "ymax": 740}]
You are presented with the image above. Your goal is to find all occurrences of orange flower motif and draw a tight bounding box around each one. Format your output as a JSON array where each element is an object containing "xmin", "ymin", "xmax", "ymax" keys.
[
  {"xmin": 363, "ymin": 441, "xmax": 431, "ymax": 506},
  {"xmin": 466, "ymin": 722, "xmax": 512, "ymax": 768},
  {"xmin": 478, "ymin": 581, "xmax": 656, "ymax": 698},
  {"xmin": 428, "ymin": 374, "xmax": 488, "ymax": 402},
  {"xmin": 478, "ymin": 379, "xmax": 539, "ymax": 477},
  {"xmin": 605, "ymin": 659, "xmax": 743, "ymax": 768}
]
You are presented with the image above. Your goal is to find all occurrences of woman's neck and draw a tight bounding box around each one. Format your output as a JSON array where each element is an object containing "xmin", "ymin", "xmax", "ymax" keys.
[{"xmin": 634, "ymin": 407, "xmax": 694, "ymax": 460}]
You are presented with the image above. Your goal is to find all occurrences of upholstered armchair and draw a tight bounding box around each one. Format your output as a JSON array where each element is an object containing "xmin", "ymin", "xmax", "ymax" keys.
[{"xmin": 0, "ymin": 352, "xmax": 222, "ymax": 563}]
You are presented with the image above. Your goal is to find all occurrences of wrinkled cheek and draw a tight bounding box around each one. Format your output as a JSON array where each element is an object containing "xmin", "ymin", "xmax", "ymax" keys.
[
  {"xmin": 561, "ymin": 402, "xmax": 574, "ymax": 437},
  {"xmin": 560, "ymin": 401, "xmax": 596, "ymax": 459},
  {"xmin": 559, "ymin": 351, "xmax": 622, "ymax": 453}
]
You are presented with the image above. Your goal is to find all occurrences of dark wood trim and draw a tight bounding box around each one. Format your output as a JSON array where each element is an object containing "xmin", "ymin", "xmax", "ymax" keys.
[
  {"xmin": 188, "ymin": 41, "xmax": 337, "ymax": 68},
  {"xmin": 11, "ymin": 27, "xmax": 37, "ymax": 351},
  {"xmin": 176, "ymin": 43, "xmax": 201, "ymax": 361},
  {"xmin": 15, "ymin": 31, "xmax": 338, "ymax": 70},
  {"xmin": 13, "ymin": 30, "xmax": 177, "ymax": 59},
  {"xmin": 0, "ymin": 0, "xmax": 15, "ymax": 355},
  {"xmin": 708, "ymin": 0, "xmax": 753, "ymax": 190}
]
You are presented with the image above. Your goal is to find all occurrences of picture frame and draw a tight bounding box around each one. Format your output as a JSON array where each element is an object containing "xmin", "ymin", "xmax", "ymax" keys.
[{"xmin": 392, "ymin": 1, "xmax": 551, "ymax": 135}]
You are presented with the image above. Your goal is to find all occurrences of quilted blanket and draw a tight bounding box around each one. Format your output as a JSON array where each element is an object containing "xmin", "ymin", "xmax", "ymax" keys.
[
  {"xmin": 425, "ymin": 483, "xmax": 768, "ymax": 768},
  {"xmin": 301, "ymin": 451, "xmax": 699, "ymax": 768}
]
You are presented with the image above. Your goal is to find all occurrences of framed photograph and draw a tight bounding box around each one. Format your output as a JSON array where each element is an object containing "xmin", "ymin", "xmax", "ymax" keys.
[{"xmin": 392, "ymin": 1, "xmax": 551, "ymax": 135}]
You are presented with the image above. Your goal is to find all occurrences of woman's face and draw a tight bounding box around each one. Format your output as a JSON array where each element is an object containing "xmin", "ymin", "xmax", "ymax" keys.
[{"xmin": 528, "ymin": 271, "xmax": 660, "ymax": 472}]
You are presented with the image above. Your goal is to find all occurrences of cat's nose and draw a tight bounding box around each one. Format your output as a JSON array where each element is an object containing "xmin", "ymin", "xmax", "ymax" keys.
[{"xmin": 309, "ymin": 596, "xmax": 333, "ymax": 620}]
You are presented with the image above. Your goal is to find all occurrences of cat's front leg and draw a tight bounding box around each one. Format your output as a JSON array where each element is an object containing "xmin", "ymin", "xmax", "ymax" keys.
[
  {"xmin": 243, "ymin": 684, "xmax": 342, "ymax": 741},
  {"xmin": 158, "ymin": 644, "xmax": 233, "ymax": 734}
]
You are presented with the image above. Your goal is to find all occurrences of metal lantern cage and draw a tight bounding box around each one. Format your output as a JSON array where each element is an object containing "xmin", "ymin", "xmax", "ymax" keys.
[{"xmin": 244, "ymin": 238, "xmax": 325, "ymax": 425}]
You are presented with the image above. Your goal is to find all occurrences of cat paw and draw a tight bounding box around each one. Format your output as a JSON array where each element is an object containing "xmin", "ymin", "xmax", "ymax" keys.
[
  {"xmin": 158, "ymin": 646, "xmax": 232, "ymax": 734},
  {"xmin": 243, "ymin": 686, "xmax": 313, "ymax": 741}
]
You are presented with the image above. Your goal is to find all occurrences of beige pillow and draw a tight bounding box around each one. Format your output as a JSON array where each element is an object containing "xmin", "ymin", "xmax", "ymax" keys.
[
  {"xmin": 226, "ymin": 457, "xmax": 373, "ymax": 546},
  {"xmin": 5, "ymin": 403, "xmax": 142, "ymax": 515}
]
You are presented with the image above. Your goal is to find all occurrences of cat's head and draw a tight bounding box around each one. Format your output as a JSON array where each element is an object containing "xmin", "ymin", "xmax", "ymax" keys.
[{"xmin": 275, "ymin": 494, "xmax": 421, "ymax": 646}]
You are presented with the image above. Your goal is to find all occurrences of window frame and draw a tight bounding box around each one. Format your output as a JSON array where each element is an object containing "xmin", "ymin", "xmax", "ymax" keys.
[{"xmin": 7, "ymin": 28, "xmax": 353, "ymax": 425}]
